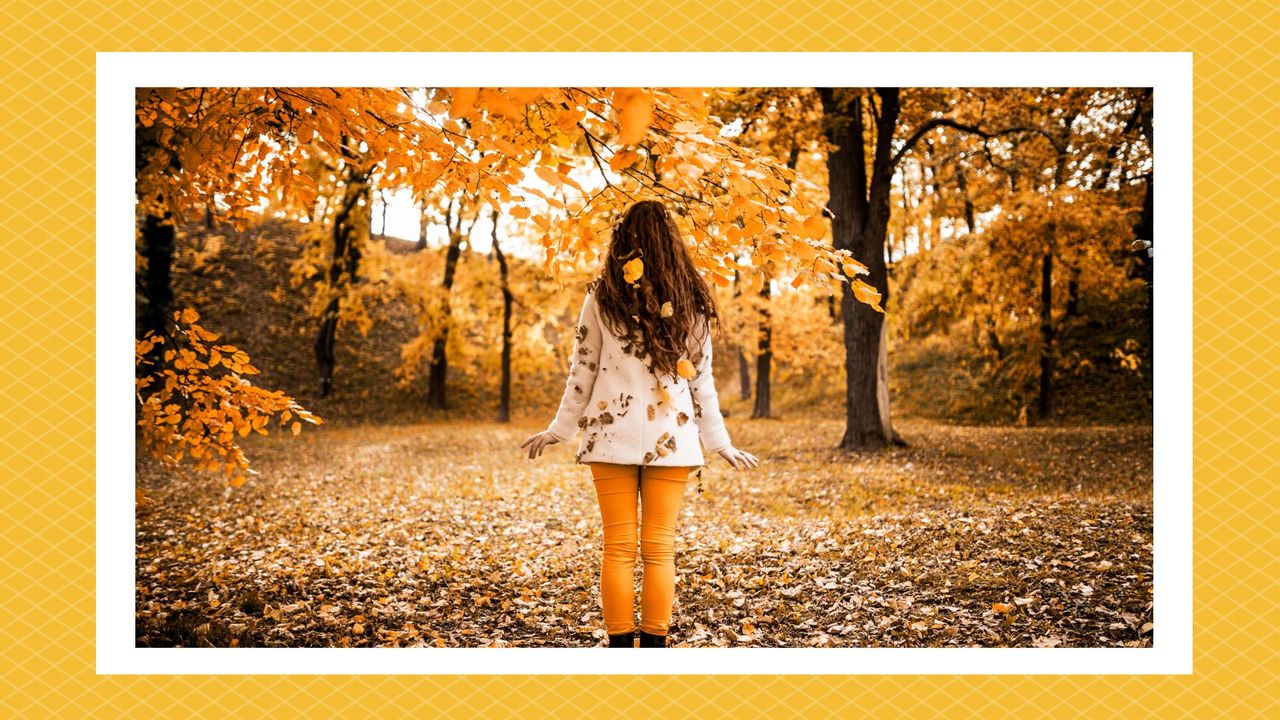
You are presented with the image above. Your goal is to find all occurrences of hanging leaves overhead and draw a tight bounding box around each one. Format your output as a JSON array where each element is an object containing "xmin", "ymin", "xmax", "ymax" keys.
[{"xmin": 136, "ymin": 86, "xmax": 872, "ymax": 298}]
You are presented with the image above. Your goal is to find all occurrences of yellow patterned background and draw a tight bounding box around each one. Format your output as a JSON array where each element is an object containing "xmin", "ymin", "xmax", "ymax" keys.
[{"xmin": 2, "ymin": 0, "xmax": 1275, "ymax": 716}]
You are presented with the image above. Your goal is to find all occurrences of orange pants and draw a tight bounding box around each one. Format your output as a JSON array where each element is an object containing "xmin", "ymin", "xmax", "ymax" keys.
[{"xmin": 588, "ymin": 462, "xmax": 693, "ymax": 636}]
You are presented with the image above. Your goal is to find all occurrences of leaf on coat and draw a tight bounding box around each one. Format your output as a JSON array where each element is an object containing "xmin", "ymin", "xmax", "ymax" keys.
[
  {"xmin": 655, "ymin": 432, "xmax": 673, "ymax": 457},
  {"xmin": 676, "ymin": 358, "xmax": 696, "ymax": 379},
  {"xmin": 676, "ymin": 411, "xmax": 689, "ymax": 426}
]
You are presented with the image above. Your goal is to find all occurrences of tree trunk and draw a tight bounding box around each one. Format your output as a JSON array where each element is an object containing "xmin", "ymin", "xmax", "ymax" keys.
[
  {"xmin": 956, "ymin": 169, "xmax": 975, "ymax": 234},
  {"xmin": 1037, "ymin": 247, "xmax": 1054, "ymax": 420},
  {"xmin": 314, "ymin": 134, "xmax": 370, "ymax": 397},
  {"xmin": 378, "ymin": 188, "xmax": 388, "ymax": 239},
  {"xmin": 138, "ymin": 199, "xmax": 174, "ymax": 374},
  {"xmin": 1035, "ymin": 108, "xmax": 1081, "ymax": 421},
  {"xmin": 1133, "ymin": 89, "xmax": 1154, "ymax": 406},
  {"xmin": 491, "ymin": 210, "xmax": 513, "ymax": 422},
  {"xmin": 417, "ymin": 203, "xmax": 430, "ymax": 251},
  {"xmin": 731, "ymin": 268, "xmax": 752, "ymax": 400},
  {"xmin": 749, "ymin": 144, "xmax": 800, "ymax": 419},
  {"xmin": 135, "ymin": 120, "xmax": 179, "ymax": 376},
  {"xmin": 737, "ymin": 349, "xmax": 752, "ymax": 401},
  {"xmin": 426, "ymin": 200, "xmax": 465, "ymax": 410},
  {"xmin": 819, "ymin": 87, "xmax": 902, "ymax": 450},
  {"xmin": 1066, "ymin": 264, "xmax": 1080, "ymax": 317},
  {"xmin": 751, "ymin": 270, "xmax": 772, "ymax": 419}
]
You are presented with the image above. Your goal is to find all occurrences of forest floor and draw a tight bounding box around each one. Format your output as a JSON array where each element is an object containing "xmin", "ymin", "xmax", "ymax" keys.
[{"xmin": 135, "ymin": 415, "xmax": 1153, "ymax": 649}]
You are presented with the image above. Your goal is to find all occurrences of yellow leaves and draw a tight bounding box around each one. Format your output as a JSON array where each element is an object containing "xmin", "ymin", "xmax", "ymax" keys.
[
  {"xmin": 676, "ymin": 358, "xmax": 697, "ymax": 379},
  {"xmin": 554, "ymin": 104, "xmax": 584, "ymax": 135},
  {"xmin": 658, "ymin": 384, "xmax": 671, "ymax": 404},
  {"xmin": 479, "ymin": 88, "xmax": 527, "ymax": 122},
  {"xmin": 852, "ymin": 278, "xmax": 884, "ymax": 313},
  {"xmin": 446, "ymin": 88, "xmax": 478, "ymax": 119},
  {"xmin": 991, "ymin": 602, "xmax": 1016, "ymax": 626},
  {"xmin": 660, "ymin": 301, "xmax": 673, "ymax": 318},
  {"xmin": 800, "ymin": 213, "xmax": 827, "ymax": 240},
  {"xmin": 611, "ymin": 88, "xmax": 654, "ymax": 145},
  {"xmin": 622, "ymin": 258, "xmax": 644, "ymax": 284},
  {"xmin": 291, "ymin": 422, "xmax": 302, "ymax": 436},
  {"xmin": 842, "ymin": 259, "xmax": 869, "ymax": 278},
  {"xmin": 791, "ymin": 238, "xmax": 818, "ymax": 262},
  {"xmin": 609, "ymin": 147, "xmax": 640, "ymax": 173},
  {"xmin": 676, "ymin": 162, "xmax": 705, "ymax": 180},
  {"xmin": 534, "ymin": 165, "xmax": 562, "ymax": 187},
  {"xmin": 666, "ymin": 88, "xmax": 707, "ymax": 107},
  {"xmin": 136, "ymin": 307, "xmax": 321, "ymax": 493}
]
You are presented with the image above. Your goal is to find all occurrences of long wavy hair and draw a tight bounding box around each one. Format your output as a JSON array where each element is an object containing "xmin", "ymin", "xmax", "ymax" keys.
[{"xmin": 590, "ymin": 199, "xmax": 718, "ymax": 380}]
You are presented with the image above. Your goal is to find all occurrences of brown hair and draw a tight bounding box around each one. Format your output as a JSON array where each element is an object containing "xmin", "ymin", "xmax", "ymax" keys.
[{"xmin": 590, "ymin": 199, "xmax": 718, "ymax": 379}]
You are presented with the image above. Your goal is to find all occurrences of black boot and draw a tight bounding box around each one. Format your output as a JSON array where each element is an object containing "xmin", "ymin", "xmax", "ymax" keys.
[
  {"xmin": 637, "ymin": 630, "xmax": 668, "ymax": 648},
  {"xmin": 607, "ymin": 631, "xmax": 635, "ymax": 648}
]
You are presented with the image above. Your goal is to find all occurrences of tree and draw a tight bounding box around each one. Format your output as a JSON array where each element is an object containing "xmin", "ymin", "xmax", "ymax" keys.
[
  {"xmin": 489, "ymin": 209, "xmax": 515, "ymax": 422},
  {"xmin": 314, "ymin": 133, "xmax": 373, "ymax": 398},
  {"xmin": 425, "ymin": 195, "xmax": 482, "ymax": 409}
]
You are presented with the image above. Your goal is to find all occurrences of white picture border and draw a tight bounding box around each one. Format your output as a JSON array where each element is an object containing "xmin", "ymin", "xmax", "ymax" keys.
[{"xmin": 98, "ymin": 51, "xmax": 1192, "ymax": 675}]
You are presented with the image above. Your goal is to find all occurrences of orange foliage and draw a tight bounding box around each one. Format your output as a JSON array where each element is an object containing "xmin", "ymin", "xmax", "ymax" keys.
[{"xmin": 135, "ymin": 309, "xmax": 322, "ymax": 486}]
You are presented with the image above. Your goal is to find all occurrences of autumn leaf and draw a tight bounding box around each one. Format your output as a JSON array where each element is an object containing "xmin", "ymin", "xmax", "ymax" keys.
[
  {"xmin": 609, "ymin": 148, "xmax": 640, "ymax": 173},
  {"xmin": 676, "ymin": 358, "xmax": 696, "ymax": 379},
  {"xmin": 842, "ymin": 260, "xmax": 868, "ymax": 277},
  {"xmin": 622, "ymin": 258, "xmax": 643, "ymax": 284},
  {"xmin": 447, "ymin": 88, "xmax": 478, "ymax": 118},
  {"xmin": 534, "ymin": 165, "xmax": 562, "ymax": 187},
  {"xmin": 852, "ymin": 279, "xmax": 884, "ymax": 312},
  {"xmin": 660, "ymin": 301, "xmax": 673, "ymax": 317},
  {"xmin": 612, "ymin": 89, "xmax": 654, "ymax": 145},
  {"xmin": 800, "ymin": 213, "xmax": 827, "ymax": 240}
]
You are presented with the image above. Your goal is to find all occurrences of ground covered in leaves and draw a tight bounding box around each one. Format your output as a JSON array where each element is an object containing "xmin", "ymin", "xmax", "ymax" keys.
[{"xmin": 136, "ymin": 415, "xmax": 1153, "ymax": 649}]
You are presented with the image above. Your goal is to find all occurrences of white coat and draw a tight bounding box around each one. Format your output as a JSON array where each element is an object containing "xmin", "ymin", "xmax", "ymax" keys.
[{"xmin": 544, "ymin": 286, "xmax": 733, "ymax": 467}]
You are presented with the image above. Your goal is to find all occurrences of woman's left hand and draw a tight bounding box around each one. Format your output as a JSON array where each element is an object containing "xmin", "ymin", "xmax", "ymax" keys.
[{"xmin": 520, "ymin": 430, "xmax": 561, "ymax": 459}]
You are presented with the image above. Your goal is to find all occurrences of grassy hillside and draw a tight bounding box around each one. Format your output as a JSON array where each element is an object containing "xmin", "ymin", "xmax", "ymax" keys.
[{"xmin": 161, "ymin": 218, "xmax": 565, "ymax": 428}]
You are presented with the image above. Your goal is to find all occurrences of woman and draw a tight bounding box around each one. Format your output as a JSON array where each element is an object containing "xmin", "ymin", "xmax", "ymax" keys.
[{"xmin": 521, "ymin": 199, "xmax": 759, "ymax": 648}]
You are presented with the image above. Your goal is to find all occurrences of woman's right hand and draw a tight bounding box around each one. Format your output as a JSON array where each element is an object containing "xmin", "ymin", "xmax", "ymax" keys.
[
  {"xmin": 520, "ymin": 430, "xmax": 561, "ymax": 460},
  {"xmin": 716, "ymin": 445, "xmax": 759, "ymax": 470}
]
